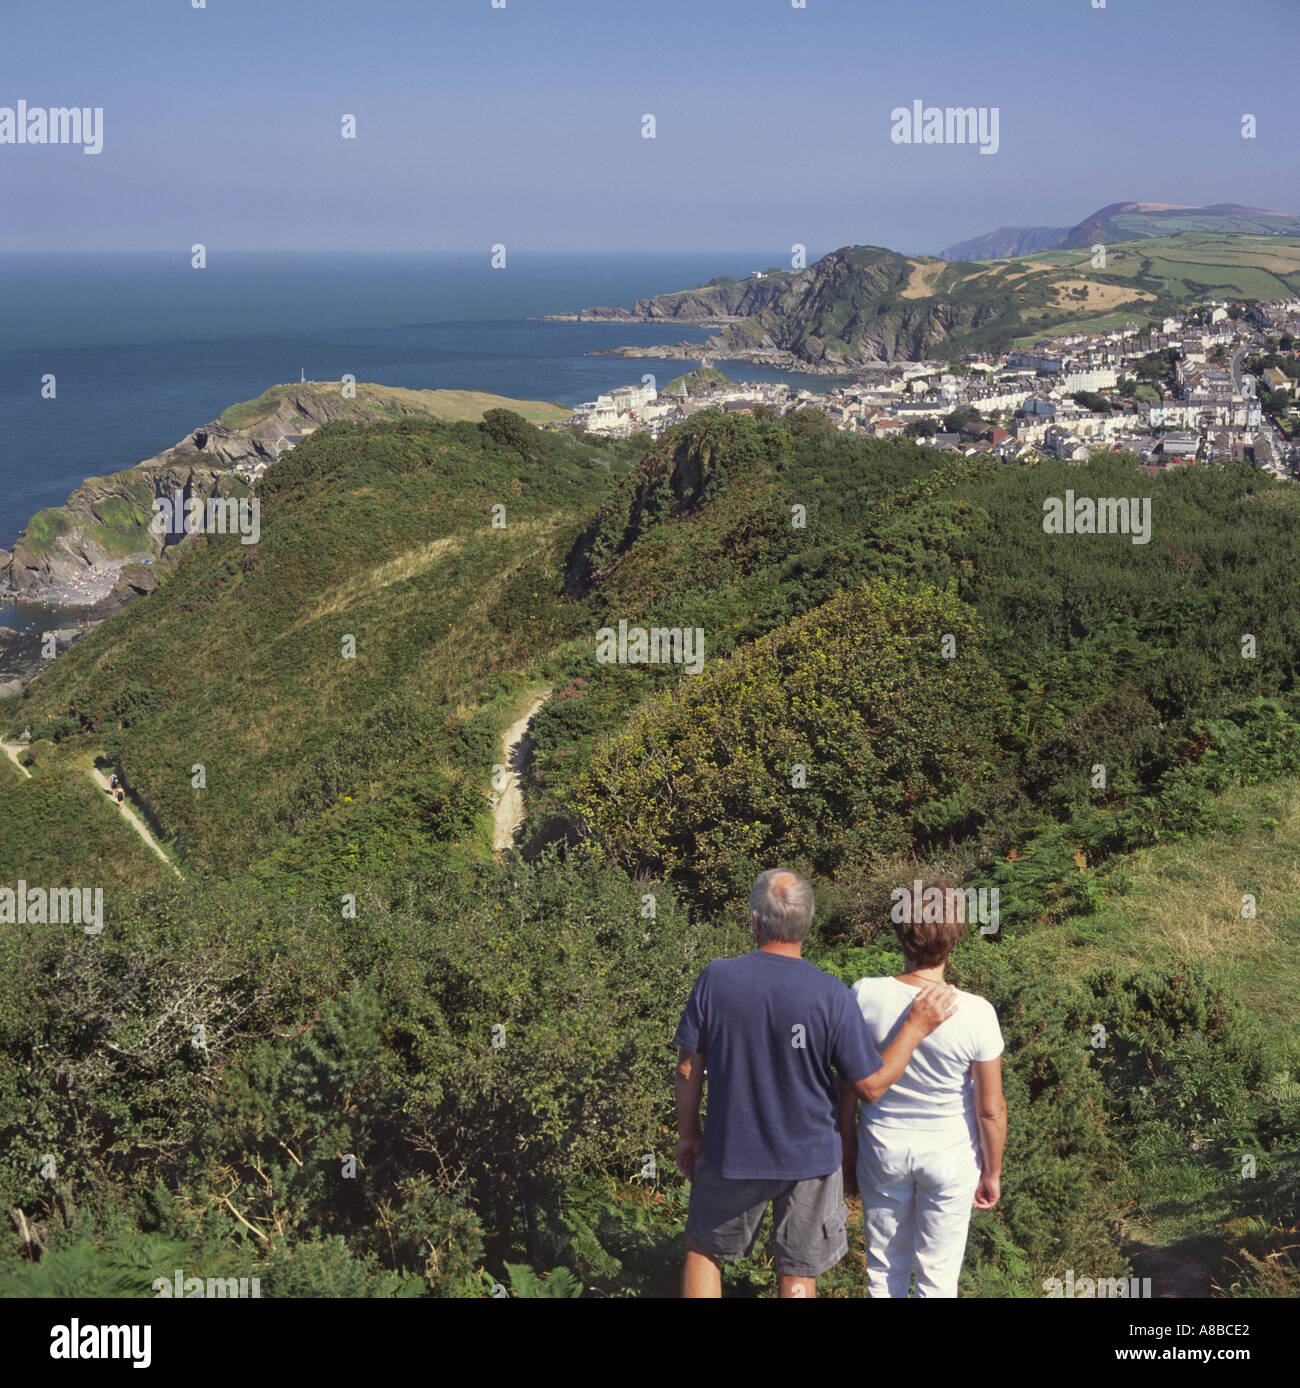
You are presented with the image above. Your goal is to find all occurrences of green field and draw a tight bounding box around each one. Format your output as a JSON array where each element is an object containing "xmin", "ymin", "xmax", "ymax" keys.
[
  {"xmin": 993, "ymin": 235, "xmax": 1300, "ymax": 348},
  {"xmin": 1079, "ymin": 234, "xmax": 1300, "ymax": 299}
]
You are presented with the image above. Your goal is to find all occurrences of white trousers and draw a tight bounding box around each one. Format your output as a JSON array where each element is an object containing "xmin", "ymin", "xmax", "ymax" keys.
[{"xmin": 857, "ymin": 1124, "xmax": 981, "ymax": 1298}]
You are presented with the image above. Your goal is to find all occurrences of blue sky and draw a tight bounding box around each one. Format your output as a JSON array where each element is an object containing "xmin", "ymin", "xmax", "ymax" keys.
[{"xmin": 1, "ymin": 0, "xmax": 1297, "ymax": 256}]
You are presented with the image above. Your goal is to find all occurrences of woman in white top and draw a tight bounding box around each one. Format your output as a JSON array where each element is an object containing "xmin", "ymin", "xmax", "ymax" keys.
[{"xmin": 838, "ymin": 877, "xmax": 1007, "ymax": 1297}]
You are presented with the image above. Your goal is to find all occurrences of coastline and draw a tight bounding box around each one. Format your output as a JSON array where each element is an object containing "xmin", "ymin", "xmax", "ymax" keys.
[
  {"xmin": 0, "ymin": 618, "xmax": 101, "ymax": 701},
  {"xmin": 534, "ymin": 314, "xmax": 890, "ymax": 375},
  {"xmin": 0, "ymin": 378, "xmax": 596, "ymax": 703},
  {"xmin": 585, "ymin": 341, "xmax": 865, "ymax": 374},
  {"xmin": 0, "ymin": 551, "xmax": 163, "ymax": 701},
  {"xmin": 3, "ymin": 555, "xmax": 145, "ymax": 611}
]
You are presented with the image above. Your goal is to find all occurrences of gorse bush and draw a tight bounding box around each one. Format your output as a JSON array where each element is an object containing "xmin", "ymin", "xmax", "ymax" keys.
[
  {"xmin": 570, "ymin": 579, "xmax": 1003, "ymax": 910},
  {"xmin": 480, "ymin": 407, "xmax": 547, "ymax": 462}
]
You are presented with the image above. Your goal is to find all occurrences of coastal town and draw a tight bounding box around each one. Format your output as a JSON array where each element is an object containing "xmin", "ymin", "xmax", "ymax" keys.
[{"xmin": 567, "ymin": 298, "xmax": 1300, "ymax": 480}]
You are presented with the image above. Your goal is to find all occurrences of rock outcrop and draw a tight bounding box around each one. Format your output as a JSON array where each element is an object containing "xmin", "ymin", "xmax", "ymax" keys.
[
  {"xmin": 571, "ymin": 246, "xmax": 1011, "ymax": 369},
  {"xmin": 583, "ymin": 246, "xmax": 1002, "ymax": 369},
  {"xmin": 1, "ymin": 385, "xmax": 440, "ymax": 600},
  {"xmin": 0, "ymin": 460, "xmax": 230, "ymax": 597}
]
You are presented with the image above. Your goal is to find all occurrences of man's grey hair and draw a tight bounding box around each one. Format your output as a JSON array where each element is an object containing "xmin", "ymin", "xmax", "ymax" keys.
[{"xmin": 749, "ymin": 868, "xmax": 815, "ymax": 944}]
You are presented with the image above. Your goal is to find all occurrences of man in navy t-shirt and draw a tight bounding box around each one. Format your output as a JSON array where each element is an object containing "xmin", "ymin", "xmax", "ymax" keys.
[{"xmin": 674, "ymin": 867, "xmax": 958, "ymax": 1298}]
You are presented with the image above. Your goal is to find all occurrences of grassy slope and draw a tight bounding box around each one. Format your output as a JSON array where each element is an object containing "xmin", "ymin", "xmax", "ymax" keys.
[
  {"xmin": 15, "ymin": 383, "xmax": 571, "ymax": 570},
  {"xmin": 219, "ymin": 382, "xmax": 572, "ymax": 430},
  {"xmin": 418, "ymin": 389, "xmax": 573, "ymax": 425},
  {"xmin": 851, "ymin": 236, "xmax": 1298, "ymax": 357},
  {"xmin": 1010, "ymin": 774, "xmax": 1300, "ymax": 1291},
  {"xmin": 1009, "ymin": 235, "xmax": 1300, "ymax": 344},
  {"xmin": 4, "ymin": 408, "xmax": 1299, "ymax": 1296},
  {"xmin": 9, "ymin": 416, "xmax": 626, "ymax": 875},
  {"xmin": 981, "ymin": 234, "xmax": 1300, "ymax": 296},
  {"xmin": 538, "ymin": 427, "xmax": 1300, "ymax": 811},
  {"xmin": 1016, "ymin": 774, "xmax": 1300, "ymax": 1057},
  {"xmin": 1084, "ymin": 210, "xmax": 1300, "ymax": 242},
  {"xmin": 0, "ymin": 739, "xmax": 172, "ymax": 888}
]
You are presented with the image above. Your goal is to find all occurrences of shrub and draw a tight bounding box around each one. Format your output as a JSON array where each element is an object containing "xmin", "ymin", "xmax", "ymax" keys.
[{"xmin": 570, "ymin": 579, "xmax": 1004, "ymax": 910}]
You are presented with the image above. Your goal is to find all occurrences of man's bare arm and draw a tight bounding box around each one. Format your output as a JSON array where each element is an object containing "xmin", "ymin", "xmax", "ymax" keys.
[
  {"xmin": 837, "ymin": 1080, "xmax": 860, "ymax": 1195},
  {"xmin": 674, "ymin": 1048, "xmax": 705, "ymax": 1179}
]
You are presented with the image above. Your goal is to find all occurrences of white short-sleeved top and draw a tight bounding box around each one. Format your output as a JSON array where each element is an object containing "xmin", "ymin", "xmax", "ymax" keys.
[{"xmin": 851, "ymin": 977, "xmax": 1003, "ymax": 1135}]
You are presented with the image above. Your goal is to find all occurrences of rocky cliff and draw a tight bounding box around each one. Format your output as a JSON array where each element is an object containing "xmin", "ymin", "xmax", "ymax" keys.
[
  {"xmin": 556, "ymin": 271, "xmax": 796, "ymax": 324},
  {"xmin": 0, "ymin": 384, "xmax": 443, "ymax": 600},
  {"xmin": 575, "ymin": 216, "xmax": 1300, "ymax": 372},
  {"xmin": 0, "ymin": 459, "xmax": 233, "ymax": 599},
  {"xmin": 586, "ymin": 246, "xmax": 1016, "ymax": 369}
]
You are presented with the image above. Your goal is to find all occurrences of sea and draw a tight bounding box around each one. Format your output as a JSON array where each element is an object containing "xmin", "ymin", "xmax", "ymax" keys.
[{"xmin": 0, "ymin": 250, "xmax": 841, "ymax": 632}]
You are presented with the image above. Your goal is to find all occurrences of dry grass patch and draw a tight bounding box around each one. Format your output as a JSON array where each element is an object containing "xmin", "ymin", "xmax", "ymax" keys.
[
  {"xmin": 902, "ymin": 260, "xmax": 947, "ymax": 299},
  {"xmin": 411, "ymin": 388, "xmax": 572, "ymax": 425},
  {"xmin": 306, "ymin": 536, "xmax": 467, "ymax": 622},
  {"xmin": 1049, "ymin": 279, "xmax": 1154, "ymax": 311}
]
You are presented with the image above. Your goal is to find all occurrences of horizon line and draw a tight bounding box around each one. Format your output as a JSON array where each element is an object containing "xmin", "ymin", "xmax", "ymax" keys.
[{"xmin": 0, "ymin": 247, "xmax": 793, "ymax": 256}]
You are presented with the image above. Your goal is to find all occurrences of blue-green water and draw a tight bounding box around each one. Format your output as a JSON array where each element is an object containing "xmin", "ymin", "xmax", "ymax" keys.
[
  {"xmin": 0, "ymin": 251, "xmax": 825, "ymax": 544},
  {"xmin": 0, "ymin": 251, "xmax": 837, "ymax": 631}
]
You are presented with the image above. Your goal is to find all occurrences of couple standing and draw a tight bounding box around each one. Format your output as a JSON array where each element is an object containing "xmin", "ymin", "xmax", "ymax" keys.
[{"xmin": 673, "ymin": 868, "xmax": 1006, "ymax": 1298}]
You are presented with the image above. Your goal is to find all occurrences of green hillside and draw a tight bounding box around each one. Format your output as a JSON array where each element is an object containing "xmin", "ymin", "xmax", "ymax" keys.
[
  {"xmin": 1, "ymin": 382, "xmax": 579, "ymax": 604},
  {"xmin": 663, "ymin": 364, "xmax": 732, "ymax": 396},
  {"xmin": 0, "ymin": 740, "xmax": 174, "ymax": 887},
  {"xmin": 941, "ymin": 200, "xmax": 1300, "ymax": 261},
  {"xmin": 1003, "ymin": 773, "xmax": 1300, "ymax": 1296},
  {"xmin": 1, "ymin": 405, "xmax": 1297, "ymax": 1299},
  {"xmin": 592, "ymin": 234, "xmax": 1300, "ymax": 366},
  {"xmin": 1058, "ymin": 202, "xmax": 1300, "ymax": 249},
  {"xmin": 5, "ymin": 412, "xmax": 633, "ymax": 884}
]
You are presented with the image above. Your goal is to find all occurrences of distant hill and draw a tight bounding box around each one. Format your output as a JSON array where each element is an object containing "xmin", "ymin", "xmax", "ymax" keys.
[
  {"xmin": 939, "ymin": 224, "xmax": 1070, "ymax": 261},
  {"xmin": 1058, "ymin": 201, "xmax": 1300, "ymax": 247},
  {"xmin": 942, "ymin": 200, "xmax": 1300, "ymax": 260},
  {"xmin": 581, "ymin": 233, "xmax": 1300, "ymax": 369}
]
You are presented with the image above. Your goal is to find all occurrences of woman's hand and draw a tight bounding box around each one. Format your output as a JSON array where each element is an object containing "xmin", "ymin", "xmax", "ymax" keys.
[{"xmin": 973, "ymin": 1171, "xmax": 1000, "ymax": 1209}]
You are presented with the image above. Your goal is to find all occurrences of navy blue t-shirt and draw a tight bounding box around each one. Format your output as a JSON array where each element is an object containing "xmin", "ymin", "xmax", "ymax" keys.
[{"xmin": 673, "ymin": 950, "xmax": 881, "ymax": 1180}]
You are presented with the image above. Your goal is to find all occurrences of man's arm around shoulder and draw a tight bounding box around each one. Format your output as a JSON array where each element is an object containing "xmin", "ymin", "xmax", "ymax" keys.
[{"xmin": 847, "ymin": 983, "xmax": 957, "ymax": 1105}]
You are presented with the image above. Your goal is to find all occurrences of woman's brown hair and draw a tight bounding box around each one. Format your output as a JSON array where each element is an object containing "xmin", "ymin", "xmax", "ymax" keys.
[{"xmin": 894, "ymin": 876, "xmax": 970, "ymax": 967}]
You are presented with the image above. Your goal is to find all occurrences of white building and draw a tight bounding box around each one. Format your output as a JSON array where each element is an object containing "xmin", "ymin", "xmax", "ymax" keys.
[{"xmin": 1058, "ymin": 366, "xmax": 1119, "ymax": 392}]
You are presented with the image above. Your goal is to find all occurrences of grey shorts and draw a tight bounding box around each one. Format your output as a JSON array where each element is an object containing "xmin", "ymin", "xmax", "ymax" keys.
[{"xmin": 685, "ymin": 1154, "xmax": 848, "ymax": 1277}]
